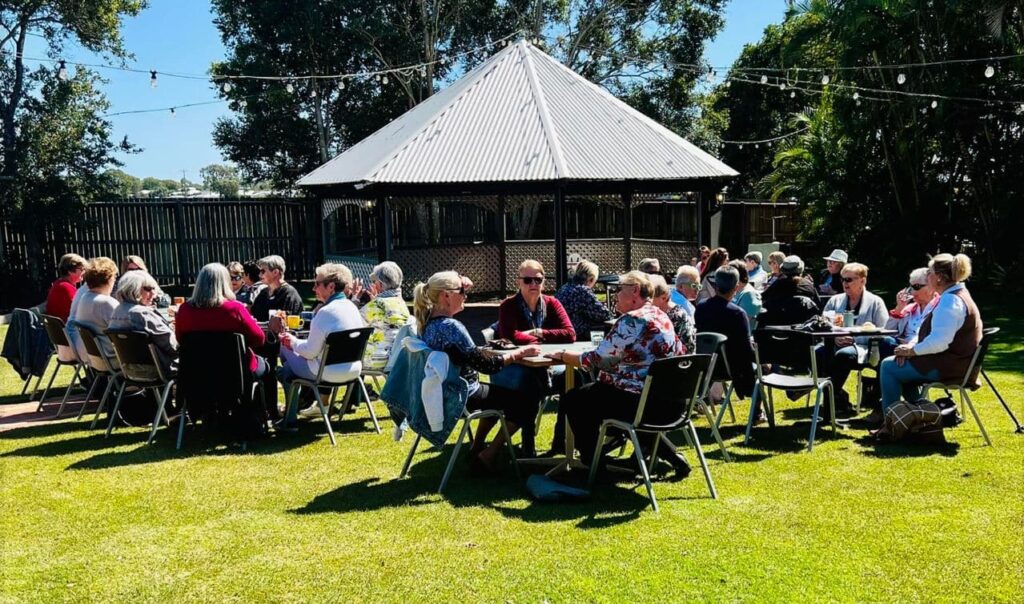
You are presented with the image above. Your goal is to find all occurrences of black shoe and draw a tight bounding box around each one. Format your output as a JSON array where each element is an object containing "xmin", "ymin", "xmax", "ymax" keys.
[
  {"xmin": 272, "ymin": 419, "xmax": 298, "ymax": 434},
  {"xmin": 665, "ymin": 452, "xmax": 692, "ymax": 479}
]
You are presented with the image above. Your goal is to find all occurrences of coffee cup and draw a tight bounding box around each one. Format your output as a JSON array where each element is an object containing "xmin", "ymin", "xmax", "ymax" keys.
[
  {"xmin": 286, "ymin": 315, "xmax": 304, "ymax": 330},
  {"xmin": 173, "ymin": 296, "xmax": 185, "ymax": 306},
  {"xmin": 843, "ymin": 311, "xmax": 855, "ymax": 327}
]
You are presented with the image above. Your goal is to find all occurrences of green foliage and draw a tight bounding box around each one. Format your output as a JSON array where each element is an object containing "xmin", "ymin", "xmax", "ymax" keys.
[
  {"xmin": 711, "ymin": 0, "xmax": 1024, "ymax": 285},
  {"xmin": 102, "ymin": 169, "xmax": 143, "ymax": 198},
  {"xmin": 200, "ymin": 163, "xmax": 241, "ymax": 198},
  {"xmin": 210, "ymin": 0, "xmax": 727, "ymax": 187}
]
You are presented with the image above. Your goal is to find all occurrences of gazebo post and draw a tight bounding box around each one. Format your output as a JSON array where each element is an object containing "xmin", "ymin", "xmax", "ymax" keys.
[
  {"xmin": 375, "ymin": 195, "xmax": 391, "ymax": 261},
  {"xmin": 553, "ymin": 186, "xmax": 568, "ymax": 286},
  {"xmin": 623, "ymin": 191, "xmax": 633, "ymax": 272}
]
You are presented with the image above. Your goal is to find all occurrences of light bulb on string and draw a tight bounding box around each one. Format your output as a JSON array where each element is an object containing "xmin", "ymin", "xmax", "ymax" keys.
[
  {"xmin": 790, "ymin": 91, "xmax": 795, "ymax": 98},
  {"xmin": 931, "ymin": 100, "xmax": 938, "ymax": 109},
  {"xmin": 310, "ymin": 87, "xmax": 317, "ymax": 98},
  {"xmin": 338, "ymin": 79, "xmax": 345, "ymax": 90},
  {"xmin": 821, "ymin": 74, "xmax": 830, "ymax": 85},
  {"xmin": 755, "ymin": 143, "xmax": 760, "ymax": 148},
  {"xmin": 739, "ymin": 144, "xmax": 744, "ymax": 149},
  {"xmin": 374, "ymin": 74, "xmax": 381, "ymax": 82},
  {"xmin": 897, "ymin": 73, "xmax": 906, "ymax": 85},
  {"xmin": 855, "ymin": 99, "xmax": 861, "ymax": 106},
  {"xmin": 150, "ymin": 70, "xmax": 158, "ymax": 88},
  {"xmin": 760, "ymin": 75, "xmax": 768, "ymax": 84},
  {"xmin": 169, "ymin": 107, "xmax": 176, "ymax": 117},
  {"xmin": 57, "ymin": 60, "xmax": 68, "ymax": 81},
  {"xmin": 780, "ymin": 83, "xmax": 786, "ymax": 90},
  {"xmin": 240, "ymin": 99, "xmax": 247, "ymax": 108},
  {"xmin": 285, "ymin": 82, "xmax": 294, "ymax": 93},
  {"xmin": 853, "ymin": 92, "xmax": 860, "ymax": 100},
  {"xmin": 725, "ymin": 80, "xmax": 731, "ymax": 88},
  {"xmin": 382, "ymin": 75, "xmax": 389, "ymax": 85},
  {"xmin": 984, "ymin": 65, "xmax": 995, "ymax": 78},
  {"xmin": 222, "ymin": 81, "xmax": 232, "ymax": 93}
]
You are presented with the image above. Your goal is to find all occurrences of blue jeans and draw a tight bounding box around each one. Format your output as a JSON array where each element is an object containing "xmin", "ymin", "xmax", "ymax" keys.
[
  {"xmin": 277, "ymin": 347, "xmax": 319, "ymax": 423},
  {"xmin": 879, "ymin": 356, "xmax": 940, "ymax": 411},
  {"xmin": 815, "ymin": 343, "xmax": 859, "ymax": 404}
]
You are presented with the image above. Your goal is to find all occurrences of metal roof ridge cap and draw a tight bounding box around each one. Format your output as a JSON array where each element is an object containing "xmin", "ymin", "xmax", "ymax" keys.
[
  {"xmin": 360, "ymin": 43, "xmax": 518, "ymax": 183},
  {"xmin": 522, "ymin": 42, "xmax": 570, "ymax": 180}
]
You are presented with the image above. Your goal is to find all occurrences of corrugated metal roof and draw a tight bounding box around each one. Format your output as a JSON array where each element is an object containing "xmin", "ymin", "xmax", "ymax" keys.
[{"xmin": 297, "ymin": 40, "xmax": 737, "ymax": 187}]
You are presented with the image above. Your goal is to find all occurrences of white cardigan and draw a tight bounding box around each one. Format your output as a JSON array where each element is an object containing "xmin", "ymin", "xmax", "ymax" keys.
[
  {"xmin": 291, "ymin": 296, "xmax": 366, "ymax": 382},
  {"xmin": 823, "ymin": 289, "xmax": 889, "ymax": 363}
]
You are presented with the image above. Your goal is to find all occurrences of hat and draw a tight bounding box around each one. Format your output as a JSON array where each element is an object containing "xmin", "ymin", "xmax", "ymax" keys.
[
  {"xmin": 823, "ymin": 249, "xmax": 848, "ymax": 263},
  {"xmin": 780, "ymin": 255, "xmax": 805, "ymax": 277}
]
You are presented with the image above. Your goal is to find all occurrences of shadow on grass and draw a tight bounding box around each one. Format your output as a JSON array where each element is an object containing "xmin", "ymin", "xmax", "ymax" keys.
[
  {"xmin": 857, "ymin": 437, "xmax": 961, "ymax": 458},
  {"xmin": 290, "ymin": 444, "xmax": 662, "ymax": 528},
  {"xmin": 978, "ymin": 312, "xmax": 1023, "ymax": 373}
]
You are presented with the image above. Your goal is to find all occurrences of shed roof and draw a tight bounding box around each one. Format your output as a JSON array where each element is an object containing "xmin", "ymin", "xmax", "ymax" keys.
[{"xmin": 298, "ymin": 40, "xmax": 737, "ymax": 187}]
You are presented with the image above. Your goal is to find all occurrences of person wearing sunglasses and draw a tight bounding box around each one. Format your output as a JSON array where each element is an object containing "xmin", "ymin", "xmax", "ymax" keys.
[
  {"xmin": 883, "ymin": 268, "xmax": 938, "ymax": 349},
  {"xmin": 819, "ymin": 262, "xmax": 889, "ymax": 416},
  {"xmin": 671, "ymin": 265, "xmax": 701, "ymax": 317},
  {"xmin": 108, "ymin": 270, "xmax": 179, "ymax": 381},
  {"xmin": 249, "ymin": 255, "xmax": 303, "ymax": 322},
  {"xmin": 413, "ymin": 271, "xmax": 541, "ymax": 473},
  {"xmin": 497, "ymin": 260, "xmax": 575, "ymax": 345},
  {"xmin": 226, "ymin": 261, "xmax": 255, "ymax": 305}
]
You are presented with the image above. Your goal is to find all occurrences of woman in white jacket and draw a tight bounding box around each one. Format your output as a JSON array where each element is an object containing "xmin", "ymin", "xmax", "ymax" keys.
[
  {"xmin": 278, "ymin": 263, "xmax": 363, "ymax": 426},
  {"xmin": 817, "ymin": 262, "xmax": 888, "ymax": 413}
]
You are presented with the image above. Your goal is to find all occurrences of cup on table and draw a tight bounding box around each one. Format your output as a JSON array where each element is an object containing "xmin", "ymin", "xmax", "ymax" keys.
[
  {"xmin": 843, "ymin": 311, "xmax": 856, "ymax": 328},
  {"xmin": 173, "ymin": 296, "xmax": 185, "ymax": 306},
  {"xmin": 589, "ymin": 331, "xmax": 605, "ymax": 345},
  {"xmin": 286, "ymin": 314, "xmax": 304, "ymax": 331},
  {"xmin": 822, "ymin": 310, "xmax": 836, "ymax": 324}
]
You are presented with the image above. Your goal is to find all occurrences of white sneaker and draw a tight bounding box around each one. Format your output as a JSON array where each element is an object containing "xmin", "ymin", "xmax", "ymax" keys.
[
  {"xmin": 298, "ymin": 403, "xmax": 324, "ymax": 419},
  {"xmin": 392, "ymin": 418, "xmax": 408, "ymax": 442}
]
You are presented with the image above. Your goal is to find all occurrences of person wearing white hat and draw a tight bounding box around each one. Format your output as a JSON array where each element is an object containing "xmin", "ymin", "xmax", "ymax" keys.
[{"xmin": 818, "ymin": 249, "xmax": 848, "ymax": 295}]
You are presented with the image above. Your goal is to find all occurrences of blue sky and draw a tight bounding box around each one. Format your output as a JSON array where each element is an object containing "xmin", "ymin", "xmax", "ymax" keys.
[{"xmin": 30, "ymin": 0, "xmax": 785, "ymax": 181}]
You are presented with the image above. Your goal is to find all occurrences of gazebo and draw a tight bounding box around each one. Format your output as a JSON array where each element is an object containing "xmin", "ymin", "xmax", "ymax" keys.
[{"xmin": 298, "ymin": 39, "xmax": 737, "ymax": 294}]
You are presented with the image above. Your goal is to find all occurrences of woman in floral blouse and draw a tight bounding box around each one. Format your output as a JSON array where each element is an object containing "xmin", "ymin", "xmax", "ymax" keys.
[
  {"xmin": 547, "ymin": 271, "xmax": 690, "ymax": 477},
  {"xmin": 554, "ymin": 260, "xmax": 614, "ymax": 339},
  {"xmin": 414, "ymin": 271, "xmax": 541, "ymax": 473},
  {"xmin": 648, "ymin": 274, "xmax": 696, "ymax": 354},
  {"xmin": 359, "ymin": 262, "xmax": 412, "ymax": 370}
]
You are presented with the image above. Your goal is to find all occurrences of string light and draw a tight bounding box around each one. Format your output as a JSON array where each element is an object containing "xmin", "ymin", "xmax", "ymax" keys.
[
  {"xmin": 897, "ymin": 73, "xmax": 906, "ymax": 85},
  {"xmin": 790, "ymin": 90, "xmax": 795, "ymax": 98},
  {"xmin": 931, "ymin": 100, "xmax": 938, "ymax": 109},
  {"xmin": 382, "ymin": 75, "xmax": 389, "ymax": 84},
  {"xmin": 150, "ymin": 70, "xmax": 158, "ymax": 88},
  {"xmin": 239, "ymin": 99, "xmax": 247, "ymax": 108},
  {"xmin": 760, "ymin": 75, "xmax": 768, "ymax": 84},
  {"xmin": 853, "ymin": 91, "xmax": 860, "ymax": 100},
  {"xmin": 310, "ymin": 88, "xmax": 317, "ymax": 98},
  {"xmin": 985, "ymin": 65, "xmax": 995, "ymax": 78},
  {"xmin": 821, "ymin": 74, "xmax": 830, "ymax": 85},
  {"xmin": 57, "ymin": 60, "xmax": 68, "ymax": 81},
  {"xmin": 169, "ymin": 107, "xmax": 175, "ymax": 117},
  {"xmin": 338, "ymin": 79, "xmax": 346, "ymax": 90},
  {"xmin": 221, "ymin": 82, "xmax": 232, "ymax": 93},
  {"xmin": 780, "ymin": 82, "xmax": 786, "ymax": 90},
  {"xmin": 285, "ymin": 82, "xmax": 294, "ymax": 93}
]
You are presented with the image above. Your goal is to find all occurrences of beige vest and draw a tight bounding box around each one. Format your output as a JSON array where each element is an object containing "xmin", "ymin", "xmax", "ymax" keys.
[{"xmin": 910, "ymin": 288, "xmax": 982, "ymax": 385}]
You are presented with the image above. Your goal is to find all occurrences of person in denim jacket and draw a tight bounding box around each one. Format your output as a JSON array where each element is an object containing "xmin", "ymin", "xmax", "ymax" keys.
[{"xmin": 414, "ymin": 271, "xmax": 540, "ymax": 471}]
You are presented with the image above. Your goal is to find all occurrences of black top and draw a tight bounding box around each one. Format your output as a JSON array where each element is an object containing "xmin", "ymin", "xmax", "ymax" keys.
[
  {"xmin": 760, "ymin": 275, "xmax": 820, "ymax": 327},
  {"xmin": 694, "ymin": 296, "xmax": 755, "ymax": 398},
  {"xmin": 250, "ymin": 282, "xmax": 304, "ymax": 321}
]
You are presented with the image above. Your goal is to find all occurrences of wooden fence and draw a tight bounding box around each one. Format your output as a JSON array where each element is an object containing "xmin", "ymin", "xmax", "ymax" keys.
[{"xmin": 0, "ymin": 198, "xmax": 321, "ymax": 310}]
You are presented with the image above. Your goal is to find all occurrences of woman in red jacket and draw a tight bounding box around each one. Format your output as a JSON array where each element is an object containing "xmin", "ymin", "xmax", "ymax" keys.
[
  {"xmin": 497, "ymin": 260, "xmax": 576, "ymax": 344},
  {"xmin": 175, "ymin": 263, "xmax": 268, "ymax": 381}
]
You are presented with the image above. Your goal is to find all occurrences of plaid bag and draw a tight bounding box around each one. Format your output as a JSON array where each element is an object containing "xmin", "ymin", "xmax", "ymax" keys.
[{"xmin": 882, "ymin": 399, "xmax": 944, "ymax": 441}]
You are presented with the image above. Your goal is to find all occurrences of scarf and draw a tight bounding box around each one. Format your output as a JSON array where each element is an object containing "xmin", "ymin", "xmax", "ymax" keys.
[{"xmin": 516, "ymin": 292, "xmax": 546, "ymax": 329}]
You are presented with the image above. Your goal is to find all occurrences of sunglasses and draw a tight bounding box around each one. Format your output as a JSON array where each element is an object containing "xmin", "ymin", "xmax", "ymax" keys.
[
  {"xmin": 680, "ymin": 281, "xmax": 701, "ymax": 290},
  {"xmin": 841, "ymin": 277, "xmax": 857, "ymax": 283},
  {"xmin": 142, "ymin": 286, "xmax": 156, "ymax": 292},
  {"xmin": 445, "ymin": 286, "xmax": 466, "ymax": 295},
  {"xmin": 520, "ymin": 276, "xmax": 544, "ymax": 285},
  {"xmin": 909, "ymin": 283, "xmax": 927, "ymax": 291},
  {"xmin": 230, "ymin": 274, "xmax": 243, "ymax": 281}
]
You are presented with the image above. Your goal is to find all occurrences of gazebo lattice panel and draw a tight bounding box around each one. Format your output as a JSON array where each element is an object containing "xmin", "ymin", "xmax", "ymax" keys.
[
  {"xmin": 630, "ymin": 240, "xmax": 698, "ymax": 274},
  {"xmin": 393, "ymin": 244, "xmax": 502, "ymax": 298},
  {"xmin": 568, "ymin": 240, "xmax": 626, "ymax": 275}
]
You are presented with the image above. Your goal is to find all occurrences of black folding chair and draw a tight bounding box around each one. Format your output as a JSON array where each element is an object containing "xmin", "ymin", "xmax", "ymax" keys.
[
  {"xmin": 37, "ymin": 314, "xmax": 86, "ymax": 415},
  {"xmin": 694, "ymin": 332, "xmax": 733, "ymax": 461},
  {"xmin": 746, "ymin": 329, "xmax": 836, "ymax": 452},
  {"xmin": 104, "ymin": 330, "xmax": 176, "ymax": 440},
  {"xmin": 176, "ymin": 332, "xmax": 265, "ymax": 449},
  {"xmin": 284, "ymin": 327, "xmax": 377, "ymax": 446},
  {"xmin": 587, "ymin": 354, "xmax": 716, "ymax": 511},
  {"xmin": 68, "ymin": 321, "xmax": 122, "ymax": 426},
  {"xmin": 923, "ymin": 327, "xmax": 1021, "ymax": 444}
]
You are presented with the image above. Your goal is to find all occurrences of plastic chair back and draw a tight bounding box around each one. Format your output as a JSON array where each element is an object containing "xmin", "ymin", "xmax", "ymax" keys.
[
  {"xmin": 106, "ymin": 330, "xmax": 166, "ymax": 384},
  {"xmin": 696, "ymin": 332, "xmax": 732, "ymax": 381},
  {"xmin": 321, "ymin": 327, "xmax": 374, "ymax": 367},
  {"xmin": 177, "ymin": 331, "xmax": 248, "ymax": 417},
  {"xmin": 753, "ymin": 329, "xmax": 815, "ymax": 374},
  {"xmin": 638, "ymin": 354, "xmax": 712, "ymax": 427}
]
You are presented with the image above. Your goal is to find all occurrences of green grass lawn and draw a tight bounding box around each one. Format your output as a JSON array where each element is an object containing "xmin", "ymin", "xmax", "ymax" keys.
[{"xmin": 1, "ymin": 307, "xmax": 1022, "ymax": 603}]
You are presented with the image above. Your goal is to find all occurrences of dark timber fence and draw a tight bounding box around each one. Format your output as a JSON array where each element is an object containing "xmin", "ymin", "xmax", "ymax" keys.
[{"xmin": 0, "ymin": 198, "xmax": 322, "ymax": 311}]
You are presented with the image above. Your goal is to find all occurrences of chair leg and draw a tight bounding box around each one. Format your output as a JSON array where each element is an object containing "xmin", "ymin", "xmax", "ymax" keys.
[
  {"xmin": 495, "ymin": 414, "xmax": 521, "ymax": 483},
  {"xmin": 766, "ymin": 388, "xmax": 776, "ymax": 427},
  {"xmin": 76, "ymin": 373, "xmax": 101, "ymax": 421},
  {"xmin": 855, "ymin": 370, "xmax": 863, "ymax": 413},
  {"xmin": 36, "ymin": 360, "xmax": 60, "ymax": 411},
  {"xmin": 960, "ymin": 390, "xmax": 991, "ymax": 446},
  {"xmin": 315, "ymin": 388, "xmax": 337, "ymax": 447},
  {"xmin": 147, "ymin": 383, "xmax": 174, "ymax": 445},
  {"xmin": 687, "ymin": 422, "xmax": 718, "ymax": 499},
  {"xmin": 284, "ymin": 383, "xmax": 301, "ymax": 426},
  {"xmin": 982, "ymin": 370, "xmax": 1024, "ymax": 433},
  {"xmin": 827, "ymin": 382, "xmax": 838, "ymax": 434},
  {"xmin": 176, "ymin": 398, "xmax": 187, "ymax": 450},
  {"xmin": 358, "ymin": 380, "xmax": 381, "ymax": 434},
  {"xmin": 700, "ymin": 401, "xmax": 731, "ymax": 462},
  {"xmin": 647, "ymin": 432, "xmax": 662, "ymax": 475},
  {"xmin": 439, "ymin": 418, "xmax": 473, "ymax": 494},
  {"xmin": 587, "ymin": 422, "xmax": 610, "ymax": 490},
  {"xmin": 807, "ymin": 387, "xmax": 823, "ymax": 452},
  {"xmin": 20, "ymin": 374, "xmax": 31, "ymax": 396},
  {"xmin": 627, "ymin": 428, "xmax": 658, "ymax": 512},
  {"xmin": 104, "ymin": 381, "xmax": 128, "ymax": 437},
  {"xmin": 90, "ymin": 377, "xmax": 116, "ymax": 428},
  {"xmin": 744, "ymin": 384, "xmax": 761, "ymax": 445},
  {"xmin": 29, "ymin": 372, "xmax": 45, "ymax": 403},
  {"xmin": 400, "ymin": 433, "xmax": 422, "ymax": 478},
  {"xmin": 54, "ymin": 365, "xmax": 83, "ymax": 419}
]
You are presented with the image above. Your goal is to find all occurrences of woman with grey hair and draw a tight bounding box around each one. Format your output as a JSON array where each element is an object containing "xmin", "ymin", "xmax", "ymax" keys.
[
  {"xmin": 175, "ymin": 263, "xmax": 268, "ymax": 380},
  {"xmin": 554, "ymin": 259, "xmax": 613, "ymax": 339},
  {"xmin": 108, "ymin": 270, "xmax": 178, "ymax": 379},
  {"xmin": 277, "ymin": 263, "xmax": 366, "ymax": 427},
  {"xmin": 250, "ymin": 254, "xmax": 303, "ymax": 321},
  {"xmin": 358, "ymin": 261, "xmax": 411, "ymax": 370}
]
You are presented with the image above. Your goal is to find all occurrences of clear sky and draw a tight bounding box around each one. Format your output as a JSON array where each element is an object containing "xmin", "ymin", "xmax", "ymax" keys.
[{"xmin": 30, "ymin": 0, "xmax": 786, "ymax": 182}]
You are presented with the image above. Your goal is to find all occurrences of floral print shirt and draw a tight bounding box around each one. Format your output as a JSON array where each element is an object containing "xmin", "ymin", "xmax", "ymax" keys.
[
  {"xmin": 666, "ymin": 303, "xmax": 696, "ymax": 355},
  {"xmin": 359, "ymin": 291, "xmax": 411, "ymax": 369},
  {"xmin": 554, "ymin": 282, "xmax": 614, "ymax": 339},
  {"xmin": 581, "ymin": 301, "xmax": 684, "ymax": 394}
]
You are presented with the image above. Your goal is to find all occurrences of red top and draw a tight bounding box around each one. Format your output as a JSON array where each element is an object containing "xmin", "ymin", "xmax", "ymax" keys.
[
  {"xmin": 174, "ymin": 299, "xmax": 266, "ymax": 372},
  {"xmin": 46, "ymin": 279, "xmax": 78, "ymax": 322},
  {"xmin": 498, "ymin": 294, "xmax": 576, "ymax": 344}
]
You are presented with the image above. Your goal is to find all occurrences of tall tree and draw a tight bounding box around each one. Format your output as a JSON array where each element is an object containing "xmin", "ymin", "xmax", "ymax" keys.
[
  {"xmin": 1, "ymin": 1, "xmax": 145, "ymax": 289},
  {"xmin": 210, "ymin": 0, "xmax": 727, "ymax": 188},
  {"xmin": 200, "ymin": 163, "xmax": 241, "ymax": 198}
]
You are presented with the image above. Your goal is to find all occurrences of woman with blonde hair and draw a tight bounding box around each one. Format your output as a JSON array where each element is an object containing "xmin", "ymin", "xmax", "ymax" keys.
[
  {"xmin": 415, "ymin": 271, "xmax": 541, "ymax": 471},
  {"xmin": 68, "ymin": 257, "xmax": 120, "ymax": 365},
  {"xmin": 879, "ymin": 253, "xmax": 982, "ymax": 413}
]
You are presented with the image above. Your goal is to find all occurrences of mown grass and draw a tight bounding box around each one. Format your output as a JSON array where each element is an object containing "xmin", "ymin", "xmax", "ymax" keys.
[{"xmin": 1, "ymin": 303, "xmax": 1022, "ymax": 603}]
